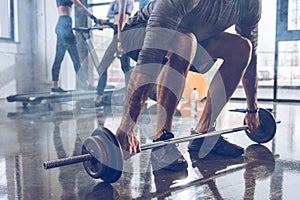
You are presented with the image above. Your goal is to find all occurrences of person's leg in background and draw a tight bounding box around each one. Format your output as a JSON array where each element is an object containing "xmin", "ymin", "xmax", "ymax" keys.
[
  {"xmin": 52, "ymin": 16, "xmax": 83, "ymax": 93},
  {"xmin": 67, "ymin": 41, "xmax": 93, "ymax": 90},
  {"xmin": 82, "ymin": 25, "xmax": 118, "ymax": 109},
  {"xmin": 120, "ymin": 54, "xmax": 133, "ymax": 86},
  {"xmin": 51, "ymin": 36, "xmax": 68, "ymax": 93}
]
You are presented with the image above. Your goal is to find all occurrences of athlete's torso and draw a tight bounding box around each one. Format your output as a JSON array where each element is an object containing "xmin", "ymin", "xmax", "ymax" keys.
[
  {"xmin": 56, "ymin": 0, "xmax": 73, "ymax": 7},
  {"xmin": 130, "ymin": 0, "xmax": 261, "ymax": 41}
]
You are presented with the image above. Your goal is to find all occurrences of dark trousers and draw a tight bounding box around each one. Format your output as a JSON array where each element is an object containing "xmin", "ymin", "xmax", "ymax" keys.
[
  {"xmin": 96, "ymin": 25, "xmax": 132, "ymax": 96},
  {"xmin": 52, "ymin": 16, "xmax": 83, "ymax": 82}
]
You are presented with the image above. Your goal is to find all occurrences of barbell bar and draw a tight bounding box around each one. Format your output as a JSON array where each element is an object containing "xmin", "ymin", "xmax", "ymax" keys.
[
  {"xmin": 43, "ymin": 126, "xmax": 248, "ymax": 169},
  {"xmin": 43, "ymin": 108, "xmax": 279, "ymax": 183}
]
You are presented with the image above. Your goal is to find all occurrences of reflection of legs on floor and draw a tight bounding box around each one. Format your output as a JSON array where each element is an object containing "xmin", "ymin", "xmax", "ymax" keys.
[
  {"xmin": 151, "ymin": 129, "xmax": 188, "ymax": 171},
  {"xmin": 52, "ymin": 122, "xmax": 82, "ymax": 199},
  {"xmin": 153, "ymin": 169, "xmax": 188, "ymax": 198}
]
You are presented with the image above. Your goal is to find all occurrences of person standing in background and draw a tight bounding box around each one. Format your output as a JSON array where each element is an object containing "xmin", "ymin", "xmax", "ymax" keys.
[
  {"xmin": 82, "ymin": 0, "xmax": 134, "ymax": 109},
  {"xmin": 51, "ymin": 0, "xmax": 102, "ymax": 93}
]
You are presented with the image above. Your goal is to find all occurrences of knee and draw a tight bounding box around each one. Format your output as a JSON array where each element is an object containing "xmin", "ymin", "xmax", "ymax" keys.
[
  {"xmin": 168, "ymin": 31, "xmax": 197, "ymax": 74},
  {"xmin": 174, "ymin": 31, "xmax": 197, "ymax": 59}
]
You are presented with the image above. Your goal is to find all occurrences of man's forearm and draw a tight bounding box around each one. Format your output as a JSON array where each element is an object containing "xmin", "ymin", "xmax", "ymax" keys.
[{"xmin": 242, "ymin": 75, "xmax": 258, "ymax": 111}]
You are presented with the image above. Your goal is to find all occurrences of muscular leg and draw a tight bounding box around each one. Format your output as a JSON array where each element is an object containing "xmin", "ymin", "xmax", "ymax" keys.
[
  {"xmin": 117, "ymin": 30, "xmax": 196, "ymax": 137},
  {"xmin": 194, "ymin": 32, "xmax": 252, "ymax": 133},
  {"xmin": 117, "ymin": 71, "xmax": 156, "ymax": 136},
  {"xmin": 154, "ymin": 31, "xmax": 197, "ymax": 140}
]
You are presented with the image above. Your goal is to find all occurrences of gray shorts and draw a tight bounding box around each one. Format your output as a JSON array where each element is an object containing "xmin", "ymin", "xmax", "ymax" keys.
[{"xmin": 121, "ymin": 22, "xmax": 215, "ymax": 74}]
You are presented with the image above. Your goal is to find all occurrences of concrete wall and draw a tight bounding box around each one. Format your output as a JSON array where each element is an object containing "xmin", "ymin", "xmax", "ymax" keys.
[
  {"xmin": 0, "ymin": 0, "xmax": 77, "ymax": 100},
  {"xmin": 0, "ymin": 0, "xmax": 33, "ymax": 99}
]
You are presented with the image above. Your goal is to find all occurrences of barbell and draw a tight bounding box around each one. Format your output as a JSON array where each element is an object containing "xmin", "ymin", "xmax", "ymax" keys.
[{"xmin": 43, "ymin": 108, "xmax": 279, "ymax": 183}]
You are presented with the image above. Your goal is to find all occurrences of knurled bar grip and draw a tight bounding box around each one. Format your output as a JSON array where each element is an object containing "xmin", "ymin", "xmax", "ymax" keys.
[{"xmin": 43, "ymin": 154, "xmax": 92, "ymax": 169}]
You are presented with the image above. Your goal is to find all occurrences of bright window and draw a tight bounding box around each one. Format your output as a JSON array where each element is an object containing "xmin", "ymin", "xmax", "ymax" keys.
[{"xmin": 0, "ymin": 0, "xmax": 14, "ymax": 40}]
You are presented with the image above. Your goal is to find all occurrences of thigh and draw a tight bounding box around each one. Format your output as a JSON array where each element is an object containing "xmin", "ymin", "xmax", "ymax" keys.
[
  {"xmin": 202, "ymin": 32, "xmax": 251, "ymax": 61},
  {"xmin": 54, "ymin": 37, "xmax": 67, "ymax": 60},
  {"xmin": 190, "ymin": 32, "xmax": 251, "ymax": 74},
  {"xmin": 166, "ymin": 29, "xmax": 197, "ymax": 73}
]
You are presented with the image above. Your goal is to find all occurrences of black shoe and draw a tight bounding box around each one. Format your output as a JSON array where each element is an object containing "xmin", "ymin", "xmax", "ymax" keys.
[
  {"xmin": 51, "ymin": 87, "xmax": 68, "ymax": 93},
  {"xmin": 188, "ymin": 130, "xmax": 244, "ymax": 157},
  {"xmin": 81, "ymin": 101, "xmax": 104, "ymax": 110},
  {"xmin": 188, "ymin": 128, "xmax": 216, "ymax": 151},
  {"xmin": 151, "ymin": 129, "xmax": 188, "ymax": 172}
]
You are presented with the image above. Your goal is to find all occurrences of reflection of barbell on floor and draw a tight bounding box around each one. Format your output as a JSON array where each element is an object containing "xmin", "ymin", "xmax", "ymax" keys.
[
  {"xmin": 134, "ymin": 144, "xmax": 276, "ymax": 200},
  {"xmin": 43, "ymin": 108, "xmax": 280, "ymax": 183}
]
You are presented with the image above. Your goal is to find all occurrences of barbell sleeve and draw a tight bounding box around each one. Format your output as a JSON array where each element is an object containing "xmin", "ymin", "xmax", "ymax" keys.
[{"xmin": 43, "ymin": 154, "xmax": 92, "ymax": 169}]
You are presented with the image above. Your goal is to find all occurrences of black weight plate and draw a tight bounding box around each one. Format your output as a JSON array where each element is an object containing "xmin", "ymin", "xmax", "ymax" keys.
[
  {"xmin": 82, "ymin": 136, "xmax": 106, "ymax": 179},
  {"xmin": 95, "ymin": 127, "xmax": 124, "ymax": 183},
  {"xmin": 244, "ymin": 108, "xmax": 277, "ymax": 143},
  {"xmin": 83, "ymin": 127, "xmax": 123, "ymax": 183}
]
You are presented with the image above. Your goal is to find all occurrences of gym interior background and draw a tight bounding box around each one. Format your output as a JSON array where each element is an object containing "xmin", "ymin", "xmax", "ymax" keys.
[{"xmin": 0, "ymin": 0, "xmax": 300, "ymax": 199}]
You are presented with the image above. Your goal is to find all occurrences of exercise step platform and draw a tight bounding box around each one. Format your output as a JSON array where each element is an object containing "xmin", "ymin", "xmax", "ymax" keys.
[{"xmin": 6, "ymin": 85, "xmax": 121, "ymax": 108}]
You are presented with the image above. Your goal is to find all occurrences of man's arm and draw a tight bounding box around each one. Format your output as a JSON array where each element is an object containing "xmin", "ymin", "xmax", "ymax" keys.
[
  {"xmin": 236, "ymin": 24, "xmax": 259, "ymax": 111},
  {"xmin": 235, "ymin": 0, "xmax": 262, "ymax": 112},
  {"xmin": 236, "ymin": 3, "xmax": 261, "ymax": 130}
]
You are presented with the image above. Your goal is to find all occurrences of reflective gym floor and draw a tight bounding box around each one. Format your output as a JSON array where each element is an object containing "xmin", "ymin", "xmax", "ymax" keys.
[{"xmin": 1, "ymin": 98, "xmax": 300, "ymax": 200}]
